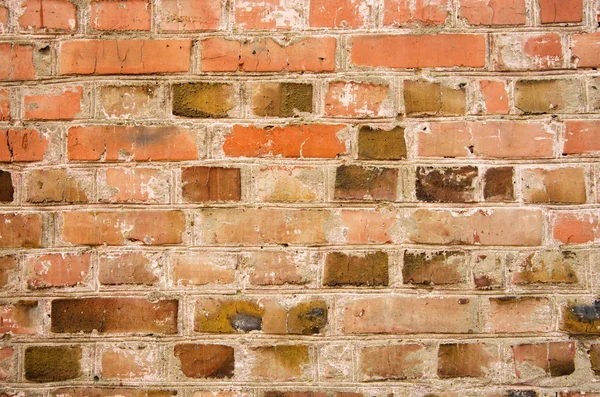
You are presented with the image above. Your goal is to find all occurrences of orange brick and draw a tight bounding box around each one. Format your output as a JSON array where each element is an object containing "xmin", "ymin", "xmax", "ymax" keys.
[
  {"xmin": 24, "ymin": 86, "xmax": 83, "ymax": 120},
  {"xmin": 100, "ymin": 345, "xmax": 161, "ymax": 380},
  {"xmin": 19, "ymin": 0, "xmax": 77, "ymax": 31},
  {"xmin": 539, "ymin": 0, "xmax": 582, "ymax": 23},
  {"xmin": 0, "ymin": 129, "xmax": 49, "ymax": 162},
  {"xmin": 493, "ymin": 33, "xmax": 563, "ymax": 70},
  {"xmin": 384, "ymin": 0, "xmax": 449, "ymax": 26},
  {"xmin": 91, "ymin": 0, "xmax": 151, "ymax": 31},
  {"xmin": 0, "ymin": 301, "xmax": 41, "ymax": 335},
  {"xmin": 98, "ymin": 252, "xmax": 161, "ymax": 286},
  {"xmin": 172, "ymin": 252, "xmax": 236, "ymax": 286},
  {"xmin": 459, "ymin": 0, "xmax": 526, "ymax": 25},
  {"xmin": 309, "ymin": 0, "xmax": 373, "ymax": 28},
  {"xmin": 552, "ymin": 212, "xmax": 599, "ymax": 244},
  {"xmin": 25, "ymin": 252, "xmax": 90, "ymax": 289},
  {"xmin": 564, "ymin": 120, "xmax": 600, "ymax": 154},
  {"xmin": 572, "ymin": 33, "xmax": 600, "ymax": 68},
  {"xmin": 160, "ymin": 0, "xmax": 222, "ymax": 31},
  {"xmin": 0, "ymin": 89, "xmax": 10, "ymax": 120},
  {"xmin": 479, "ymin": 80, "xmax": 509, "ymax": 114},
  {"xmin": 0, "ymin": 213, "xmax": 43, "ymax": 248},
  {"xmin": 235, "ymin": 0, "xmax": 301, "ymax": 29},
  {"xmin": 325, "ymin": 81, "xmax": 391, "ymax": 117},
  {"xmin": 488, "ymin": 297, "xmax": 553, "ymax": 333},
  {"xmin": 98, "ymin": 168, "xmax": 169, "ymax": 203},
  {"xmin": 0, "ymin": 44, "xmax": 35, "ymax": 81}
]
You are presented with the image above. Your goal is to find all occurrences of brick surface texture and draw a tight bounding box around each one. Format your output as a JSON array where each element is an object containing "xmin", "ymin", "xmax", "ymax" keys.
[{"xmin": 2, "ymin": 0, "xmax": 600, "ymax": 396}]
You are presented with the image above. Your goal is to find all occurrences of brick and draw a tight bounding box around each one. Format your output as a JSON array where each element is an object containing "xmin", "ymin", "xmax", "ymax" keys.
[
  {"xmin": 244, "ymin": 251, "xmax": 314, "ymax": 286},
  {"xmin": 252, "ymin": 83, "xmax": 313, "ymax": 117},
  {"xmin": 174, "ymin": 344, "xmax": 234, "ymax": 378},
  {"xmin": 24, "ymin": 346, "xmax": 81, "ymax": 382},
  {"xmin": 201, "ymin": 37, "xmax": 336, "ymax": 72},
  {"xmin": 25, "ymin": 252, "xmax": 90, "ymax": 289},
  {"xmin": 222, "ymin": 124, "xmax": 347, "ymax": 158},
  {"xmin": 360, "ymin": 344, "xmax": 425, "ymax": 380},
  {"xmin": 68, "ymin": 126, "xmax": 199, "ymax": 161},
  {"xmin": 404, "ymin": 80, "xmax": 466, "ymax": 116},
  {"xmin": 51, "ymin": 389, "xmax": 177, "ymax": 397},
  {"xmin": 325, "ymin": 81, "xmax": 391, "ymax": 117},
  {"xmin": 572, "ymin": 33, "xmax": 600, "ymax": 68},
  {"xmin": 564, "ymin": 120, "xmax": 600, "ymax": 155},
  {"xmin": 172, "ymin": 83, "xmax": 234, "ymax": 118},
  {"xmin": 98, "ymin": 168, "xmax": 168, "ymax": 203},
  {"xmin": 479, "ymin": 80, "xmax": 509, "ymax": 114},
  {"xmin": 0, "ymin": 6, "xmax": 7, "ymax": 31},
  {"xmin": 560, "ymin": 300, "xmax": 600, "ymax": 334},
  {"xmin": 403, "ymin": 250, "xmax": 466, "ymax": 286},
  {"xmin": 438, "ymin": 343, "xmax": 495, "ymax": 378},
  {"xmin": 343, "ymin": 297, "xmax": 477, "ymax": 334},
  {"xmin": 513, "ymin": 342, "xmax": 575, "ymax": 378},
  {"xmin": 91, "ymin": 0, "xmax": 151, "ymax": 31},
  {"xmin": 182, "ymin": 166, "xmax": 241, "ymax": 202},
  {"xmin": 410, "ymin": 209, "xmax": 543, "ymax": 246},
  {"xmin": 351, "ymin": 35, "xmax": 486, "ymax": 69},
  {"xmin": 250, "ymin": 345, "xmax": 310, "ymax": 380},
  {"xmin": 98, "ymin": 252, "xmax": 161, "ymax": 286},
  {"xmin": 0, "ymin": 89, "xmax": 10, "ymax": 120},
  {"xmin": 521, "ymin": 167, "xmax": 587, "ymax": 204},
  {"xmin": 0, "ymin": 301, "xmax": 40, "ymax": 334},
  {"xmin": 51, "ymin": 298, "xmax": 178, "ymax": 334},
  {"xmin": 198, "ymin": 209, "xmax": 329, "ymax": 244},
  {"xmin": 0, "ymin": 44, "xmax": 35, "ymax": 80},
  {"xmin": 25, "ymin": 169, "xmax": 89, "ymax": 203},
  {"xmin": 0, "ymin": 129, "xmax": 50, "ymax": 162},
  {"xmin": 60, "ymin": 40, "xmax": 191, "ymax": 75},
  {"xmin": 0, "ymin": 346, "xmax": 14, "ymax": 380},
  {"xmin": 515, "ymin": 79, "xmax": 583, "ymax": 114},
  {"xmin": 488, "ymin": 297, "xmax": 552, "ymax": 333},
  {"xmin": 235, "ymin": 0, "xmax": 301, "ymax": 29},
  {"xmin": 418, "ymin": 121, "xmax": 555, "ymax": 158},
  {"xmin": 539, "ymin": 0, "xmax": 582, "ymax": 23},
  {"xmin": 19, "ymin": 0, "xmax": 77, "ymax": 31},
  {"xmin": 61, "ymin": 211, "xmax": 185, "ymax": 246},
  {"xmin": 254, "ymin": 165, "xmax": 324, "ymax": 203},
  {"xmin": 101, "ymin": 345, "xmax": 160, "ymax": 380},
  {"xmin": 0, "ymin": 256, "xmax": 17, "ymax": 289},
  {"xmin": 484, "ymin": 167, "xmax": 514, "ymax": 202},
  {"xmin": 159, "ymin": 0, "xmax": 222, "ymax": 31},
  {"xmin": 340, "ymin": 210, "xmax": 397, "ymax": 244},
  {"xmin": 0, "ymin": 170, "xmax": 13, "ymax": 202},
  {"xmin": 309, "ymin": 0, "xmax": 372, "ymax": 28},
  {"xmin": 473, "ymin": 253, "xmax": 505, "ymax": 290},
  {"xmin": 334, "ymin": 165, "xmax": 398, "ymax": 201},
  {"xmin": 0, "ymin": 213, "xmax": 43, "ymax": 248},
  {"xmin": 358, "ymin": 126, "xmax": 406, "ymax": 160},
  {"xmin": 590, "ymin": 344, "xmax": 600, "ymax": 374},
  {"xmin": 323, "ymin": 251, "xmax": 389, "ymax": 286},
  {"xmin": 459, "ymin": 0, "xmax": 526, "ymax": 25},
  {"xmin": 24, "ymin": 86, "xmax": 83, "ymax": 120},
  {"xmin": 384, "ymin": 0, "xmax": 449, "ymax": 26},
  {"xmin": 172, "ymin": 252, "xmax": 236, "ymax": 286},
  {"xmin": 552, "ymin": 212, "xmax": 599, "ymax": 244},
  {"xmin": 493, "ymin": 33, "xmax": 563, "ymax": 71},
  {"xmin": 98, "ymin": 85, "xmax": 163, "ymax": 119},
  {"xmin": 415, "ymin": 166, "xmax": 478, "ymax": 203}
]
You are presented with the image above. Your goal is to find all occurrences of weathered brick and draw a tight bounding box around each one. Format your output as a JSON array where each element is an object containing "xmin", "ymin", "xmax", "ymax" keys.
[
  {"xmin": 415, "ymin": 166, "xmax": 478, "ymax": 203},
  {"xmin": 384, "ymin": 0, "xmax": 449, "ymax": 26},
  {"xmin": 590, "ymin": 344, "xmax": 600, "ymax": 374},
  {"xmin": 488, "ymin": 297, "xmax": 552, "ymax": 333},
  {"xmin": 473, "ymin": 253, "xmax": 505, "ymax": 290},
  {"xmin": 252, "ymin": 82, "xmax": 313, "ymax": 117},
  {"xmin": 91, "ymin": 0, "xmax": 151, "ymax": 31},
  {"xmin": 340, "ymin": 209, "xmax": 397, "ymax": 244},
  {"xmin": 100, "ymin": 345, "xmax": 160, "ymax": 380},
  {"xmin": 0, "ymin": 89, "xmax": 10, "ymax": 120},
  {"xmin": 0, "ymin": 129, "xmax": 49, "ymax": 162},
  {"xmin": 513, "ymin": 342, "xmax": 576, "ymax": 378},
  {"xmin": 560, "ymin": 300, "xmax": 600, "ymax": 334},
  {"xmin": 172, "ymin": 83, "xmax": 234, "ymax": 118},
  {"xmin": 254, "ymin": 165, "xmax": 324, "ymax": 203},
  {"xmin": 51, "ymin": 298, "xmax": 178, "ymax": 334},
  {"xmin": 24, "ymin": 85, "xmax": 83, "ymax": 120},
  {"xmin": 438, "ymin": 343, "xmax": 495, "ymax": 378},
  {"xmin": 61, "ymin": 211, "xmax": 185, "ymax": 246},
  {"xmin": 174, "ymin": 344, "xmax": 234, "ymax": 379},
  {"xmin": 323, "ymin": 251, "xmax": 388, "ymax": 286},
  {"xmin": 493, "ymin": 33, "xmax": 563, "ymax": 70},
  {"xmin": 159, "ymin": 0, "xmax": 222, "ymax": 31},
  {"xmin": 19, "ymin": 0, "xmax": 77, "ymax": 31},
  {"xmin": 244, "ymin": 251, "xmax": 314, "ymax": 286},
  {"xmin": 0, "ymin": 346, "xmax": 14, "ymax": 380},
  {"xmin": 479, "ymin": 80, "xmax": 509, "ymax": 114},
  {"xmin": 484, "ymin": 167, "xmax": 514, "ymax": 202},
  {"xmin": 403, "ymin": 250, "xmax": 466, "ymax": 286},
  {"xmin": 564, "ymin": 120, "xmax": 600, "ymax": 155},
  {"xmin": 404, "ymin": 80, "xmax": 466, "ymax": 116},
  {"xmin": 334, "ymin": 165, "xmax": 398, "ymax": 201},
  {"xmin": 360, "ymin": 344, "xmax": 426, "ymax": 380},
  {"xmin": 25, "ymin": 252, "xmax": 90, "ymax": 289},
  {"xmin": 98, "ymin": 85, "xmax": 164, "ymax": 119},
  {"xmin": 24, "ymin": 346, "xmax": 81, "ymax": 382},
  {"xmin": 98, "ymin": 252, "xmax": 161, "ymax": 286},
  {"xmin": 351, "ymin": 35, "xmax": 486, "ymax": 69},
  {"xmin": 235, "ymin": 0, "xmax": 301, "ymax": 29},
  {"xmin": 172, "ymin": 252, "xmax": 236, "ymax": 286},
  {"xmin": 98, "ymin": 168, "xmax": 169, "ymax": 203},
  {"xmin": 539, "ymin": 0, "xmax": 582, "ymax": 23},
  {"xmin": 0, "ymin": 170, "xmax": 13, "ymax": 202},
  {"xmin": 0, "ymin": 44, "xmax": 35, "ymax": 80},
  {"xmin": 572, "ymin": 33, "xmax": 600, "ymax": 68},
  {"xmin": 182, "ymin": 166, "xmax": 241, "ymax": 202},
  {"xmin": 0, "ymin": 300, "xmax": 41, "ymax": 334},
  {"xmin": 515, "ymin": 79, "xmax": 583, "ymax": 114},
  {"xmin": 521, "ymin": 167, "xmax": 587, "ymax": 204},
  {"xmin": 249, "ymin": 345, "xmax": 310, "ymax": 380},
  {"xmin": 358, "ymin": 125, "xmax": 407, "ymax": 160},
  {"xmin": 0, "ymin": 213, "xmax": 43, "ymax": 248},
  {"xmin": 0, "ymin": 256, "xmax": 17, "ymax": 289},
  {"xmin": 50, "ymin": 389, "xmax": 177, "ymax": 397},
  {"xmin": 552, "ymin": 212, "xmax": 599, "ymax": 244},
  {"xmin": 459, "ymin": 0, "xmax": 526, "ymax": 25},
  {"xmin": 309, "ymin": 0, "xmax": 373, "ymax": 28},
  {"xmin": 24, "ymin": 169, "xmax": 89, "ymax": 203},
  {"xmin": 325, "ymin": 81, "xmax": 391, "ymax": 117}
]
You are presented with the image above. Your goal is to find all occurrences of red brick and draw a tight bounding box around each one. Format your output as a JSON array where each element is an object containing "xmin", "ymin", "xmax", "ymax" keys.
[
  {"xmin": 60, "ymin": 40, "xmax": 192, "ymax": 75},
  {"xmin": 25, "ymin": 252, "xmax": 90, "ymax": 289},
  {"xmin": 24, "ymin": 86, "xmax": 83, "ymax": 120},
  {"xmin": 0, "ymin": 256, "xmax": 17, "ymax": 289},
  {"xmin": 0, "ymin": 213, "xmax": 43, "ymax": 248},
  {"xmin": 235, "ymin": 0, "xmax": 301, "ymax": 29},
  {"xmin": 325, "ymin": 81, "xmax": 391, "ymax": 117},
  {"xmin": 360, "ymin": 344, "xmax": 425, "ymax": 380},
  {"xmin": 572, "ymin": 33, "xmax": 600, "ymax": 68},
  {"xmin": 101, "ymin": 345, "xmax": 161, "ymax": 380},
  {"xmin": 513, "ymin": 342, "xmax": 576, "ymax": 377},
  {"xmin": 91, "ymin": 0, "xmax": 151, "ymax": 31},
  {"xmin": 172, "ymin": 252, "xmax": 236, "ymax": 286},
  {"xmin": 222, "ymin": 124, "xmax": 347, "ymax": 158},
  {"xmin": 51, "ymin": 298, "xmax": 178, "ymax": 334},
  {"xmin": 0, "ymin": 6, "xmax": 7, "ymax": 31},
  {"xmin": 18, "ymin": 0, "xmax": 77, "ymax": 31},
  {"xmin": 488, "ymin": 297, "xmax": 553, "ymax": 333},
  {"xmin": 0, "ymin": 346, "xmax": 14, "ymax": 380},
  {"xmin": 201, "ymin": 37, "xmax": 336, "ymax": 72},
  {"xmin": 340, "ymin": 210, "xmax": 397, "ymax": 244},
  {"xmin": 182, "ymin": 167, "xmax": 241, "ymax": 203},
  {"xmin": 0, "ymin": 129, "xmax": 49, "ymax": 162},
  {"xmin": 160, "ymin": 0, "xmax": 222, "ymax": 31},
  {"xmin": 384, "ymin": 0, "xmax": 449, "ymax": 26},
  {"xmin": 61, "ymin": 211, "xmax": 185, "ymax": 246},
  {"xmin": 174, "ymin": 344, "xmax": 234, "ymax": 379},
  {"xmin": 309, "ymin": 0, "xmax": 373, "ymax": 28},
  {"xmin": 350, "ymin": 35, "xmax": 486, "ymax": 69},
  {"xmin": 539, "ymin": 0, "xmax": 582, "ymax": 23},
  {"xmin": 409, "ymin": 209, "xmax": 543, "ymax": 246},
  {"xmin": 98, "ymin": 252, "xmax": 161, "ymax": 286},
  {"xmin": 0, "ymin": 44, "xmax": 35, "ymax": 81},
  {"xmin": 552, "ymin": 212, "xmax": 599, "ymax": 244},
  {"xmin": 418, "ymin": 121, "xmax": 555, "ymax": 158},
  {"xmin": 343, "ymin": 296, "xmax": 477, "ymax": 334},
  {"xmin": 0, "ymin": 301, "xmax": 40, "ymax": 335},
  {"xmin": 0, "ymin": 89, "xmax": 10, "ymax": 120},
  {"xmin": 99, "ymin": 168, "xmax": 168, "ymax": 203},
  {"xmin": 459, "ymin": 0, "xmax": 526, "ymax": 25},
  {"xmin": 564, "ymin": 120, "xmax": 600, "ymax": 155},
  {"xmin": 493, "ymin": 33, "xmax": 563, "ymax": 70},
  {"xmin": 245, "ymin": 251, "xmax": 314, "ymax": 286},
  {"xmin": 438, "ymin": 343, "xmax": 496, "ymax": 378},
  {"xmin": 68, "ymin": 126, "xmax": 199, "ymax": 161},
  {"xmin": 479, "ymin": 81, "xmax": 509, "ymax": 114}
]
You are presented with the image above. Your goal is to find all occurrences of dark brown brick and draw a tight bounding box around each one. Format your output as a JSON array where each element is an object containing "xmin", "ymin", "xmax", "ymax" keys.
[
  {"xmin": 0, "ymin": 170, "xmax": 13, "ymax": 202},
  {"xmin": 358, "ymin": 125, "xmax": 407, "ymax": 160},
  {"xmin": 323, "ymin": 251, "xmax": 389, "ymax": 286},
  {"xmin": 287, "ymin": 300, "xmax": 328, "ymax": 335},
  {"xmin": 438, "ymin": 343, "xmax": 494, "ymax": 378},
  {"xmin": 172, "ymin": 83, "xmax": 233, "ymax": 118},
  {"xmin": 404, "ymin": 80, "xmax": 466, "ymax": 116},
  {"xmin": 334, "ymin": 165, "xmax": 398, "ymax": 201},
  {"xmin": 415, "ymin": 166, "xmax": 478, "ymax": 202},
  {"xmin": 403, "ymin": 251, "xmax": 466, "ymax": 285},
  {"xmin": 590, "ymin": 344, "xmax": 600, "ymax": 375},
  {"xmin": 252, "ymin": 82, "xmax": 313, "ymax": 117},
  {"xmin": 182, "ymin": 166, "xmax": 241, "ymax": 202},
  {"xmin": 174, "ymin": 344, "xmax": 234, "ymax": 378},
  {"xmin": 25, "ymin": 346, "xmax": 81, "ymax": 382},
  {"xmin": 484, "ymin": 167, "xmax": 514, "ymax": 201}
]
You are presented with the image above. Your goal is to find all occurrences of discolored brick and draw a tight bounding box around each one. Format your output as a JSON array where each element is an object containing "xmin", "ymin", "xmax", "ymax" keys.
[
  {"xmin": 0, "ymin": 170, "xmax": 13, "ymax": 202},
  {"xmin": 324, "ymin": 251, "xmax": 389, "ymax": 286},
  {"xmin": 98, "ymin": 252, "xmax": 160, "ymax": 286},
  {"xmin": 360, "ymin": 344, "xmax": 426, "ymax": 380},
  {"xmin": 172, "ymin": 83, "xmax": 234, "ymax": 118},
  {"xmin": 513, "ymin": 342, "xmax": 576, "ymax": 378},
  {"xmin": 404, "ymin": 80, "xmax": 466, "ymax": 116},
  {"xmin": 590, "ymin": 344, "xmax": 600, "ymax": 375},
  {"xmin": 403, "ymin": 251, "xmax": 466, "ymax": 286},
  {"xmin": 24, "ymin": 346, "xmax": 81, "ymax": 382},
  {"xmin": 286, "ymin": 300, "xmax": 328, "ymax": 335},
  {"xmin": 252, "ymin": 83, "xmax": 313, "ymax": 117},
  {"xmin": 560, "ymin": 300, "xmax": 600, "ymax": 334},
  {"xmin": 511, "ymin": 251, "xmax": 581, "ymax": 285},
  {"xmin": 415, "ymin": 166, "xmax": 478, "ymax": 203},
  {"xmin": 250, "ymin": 345, "xmax": 310, "ymax": 381},
  {"xmin": 174, "ymin": 344, "xmax": 234, "ymax": 379},
  {"xmin": 25, "ymin": 169, "xmax": 88, "ymax": 203},
  {"xmin": 182, "ymin": 166, "xmax": 241, "ymax": 202},
  {"xmin": 515, "ymin": 79, "xmax": 583, "ymax": 114},
  {"xmin": 438, "ymin": 343, "xmax": 494, "ymax": 378},
  {"xmin": 521, "ymin": 167, "xmax": 587, "ymax": 204},
  {"xmin": 484, "ymin": 167, "xmax": 514, "ymax": 202},
  {"xmin": 195, "ymin": 299, "xmax": 264, "ymax": 333},
  {"xmin": 358, "ymin": 126, "xmax": 407, "ymax": 160},
  {"xmin": 334, "ymin": 165, "xmax": 398, "ymax": 201}
]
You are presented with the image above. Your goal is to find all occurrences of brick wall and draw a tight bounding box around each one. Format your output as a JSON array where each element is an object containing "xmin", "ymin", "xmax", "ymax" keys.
[{"xmin": 1, "ymin": 0, "xmax": 600, "ymax": 396}]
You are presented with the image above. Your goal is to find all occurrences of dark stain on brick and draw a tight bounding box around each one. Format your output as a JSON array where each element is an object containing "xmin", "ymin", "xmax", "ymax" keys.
[
  {"xmin": 334, "ymin": 165, "xmax": 398, "ymax": 201},
  {"xmin": 358, "ymin": 125, "xmax": 407, "ymax": 160},
  {"xmin": 324, "ymin": 251, "xmax": 389, "ymax": 286},
  {"xmin": 403, "ymin": 251, "xmax": 465, "ymax": 285},
  {"xmin": 172, "ymin": 83, "xmax": 233, "ymax": 118},
  {"xmin": 416, "ymin": 166, "xmax": 478, "ymax": 203},
  {"xmin": 0, "ymin": 170, "xmax": 13, "ymax": 202},
  {"xmin": 25, "ymin": 345, "xmax": 81, "ymax": 382},
  {"xmin": 484, "ymin": 167, "xmax": 514, "ymax": 201},
  {"xmin": 561, "ymin": 300, "xmax": 600, "ymax": 334},
  {"xmin": 287, "ymin": 300, "xmax": 328, "ymax": 335},
  {"xmin": 182, "ymin": 166, "xmax": 241, "ymax": 203}
]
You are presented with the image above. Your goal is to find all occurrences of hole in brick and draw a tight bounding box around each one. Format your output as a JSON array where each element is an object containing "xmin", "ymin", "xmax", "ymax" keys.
[{"xmin": 38, "ymin": 46, "xmax": 50, "ymax": 55}]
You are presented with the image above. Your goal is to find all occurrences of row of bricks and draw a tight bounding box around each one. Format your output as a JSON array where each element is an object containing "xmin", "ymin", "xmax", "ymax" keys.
[
  {"xmin": 0, "ymin": 0, "xmax": 591, "ymax": 34},
  {"xmin": 3, "ymin": 121, "xmax": 600, "ymax": 164},
  {"xmin": 0, "ymin": 164, "xmax": 599, "ymax": 206},
  {"xmin": 4, "ymin": 32, "xmax": 600, "ymax": 80},
  {"xmin": 0, "ymin": 248, "xmax": 596, "ymax": 291},
  {"xmin": 1, "ymin": 339, "xmax": 600, "ymax": 383},
  {"xmin": 3, "ymin": 208, "xmax": 600, "ymax": 246},
  {"xmin": 0, "ymin": 294, "xmax": 598, "ymax": 336},
  {"xmin": 6, "ymin": 77, "xmax": 600, "ymax": 121}
]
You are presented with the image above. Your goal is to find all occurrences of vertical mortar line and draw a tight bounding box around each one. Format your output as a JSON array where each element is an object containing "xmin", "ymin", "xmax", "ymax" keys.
[{"xmin": 528, "ymin": 0, "xmax": 538, "ymax": 26}]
